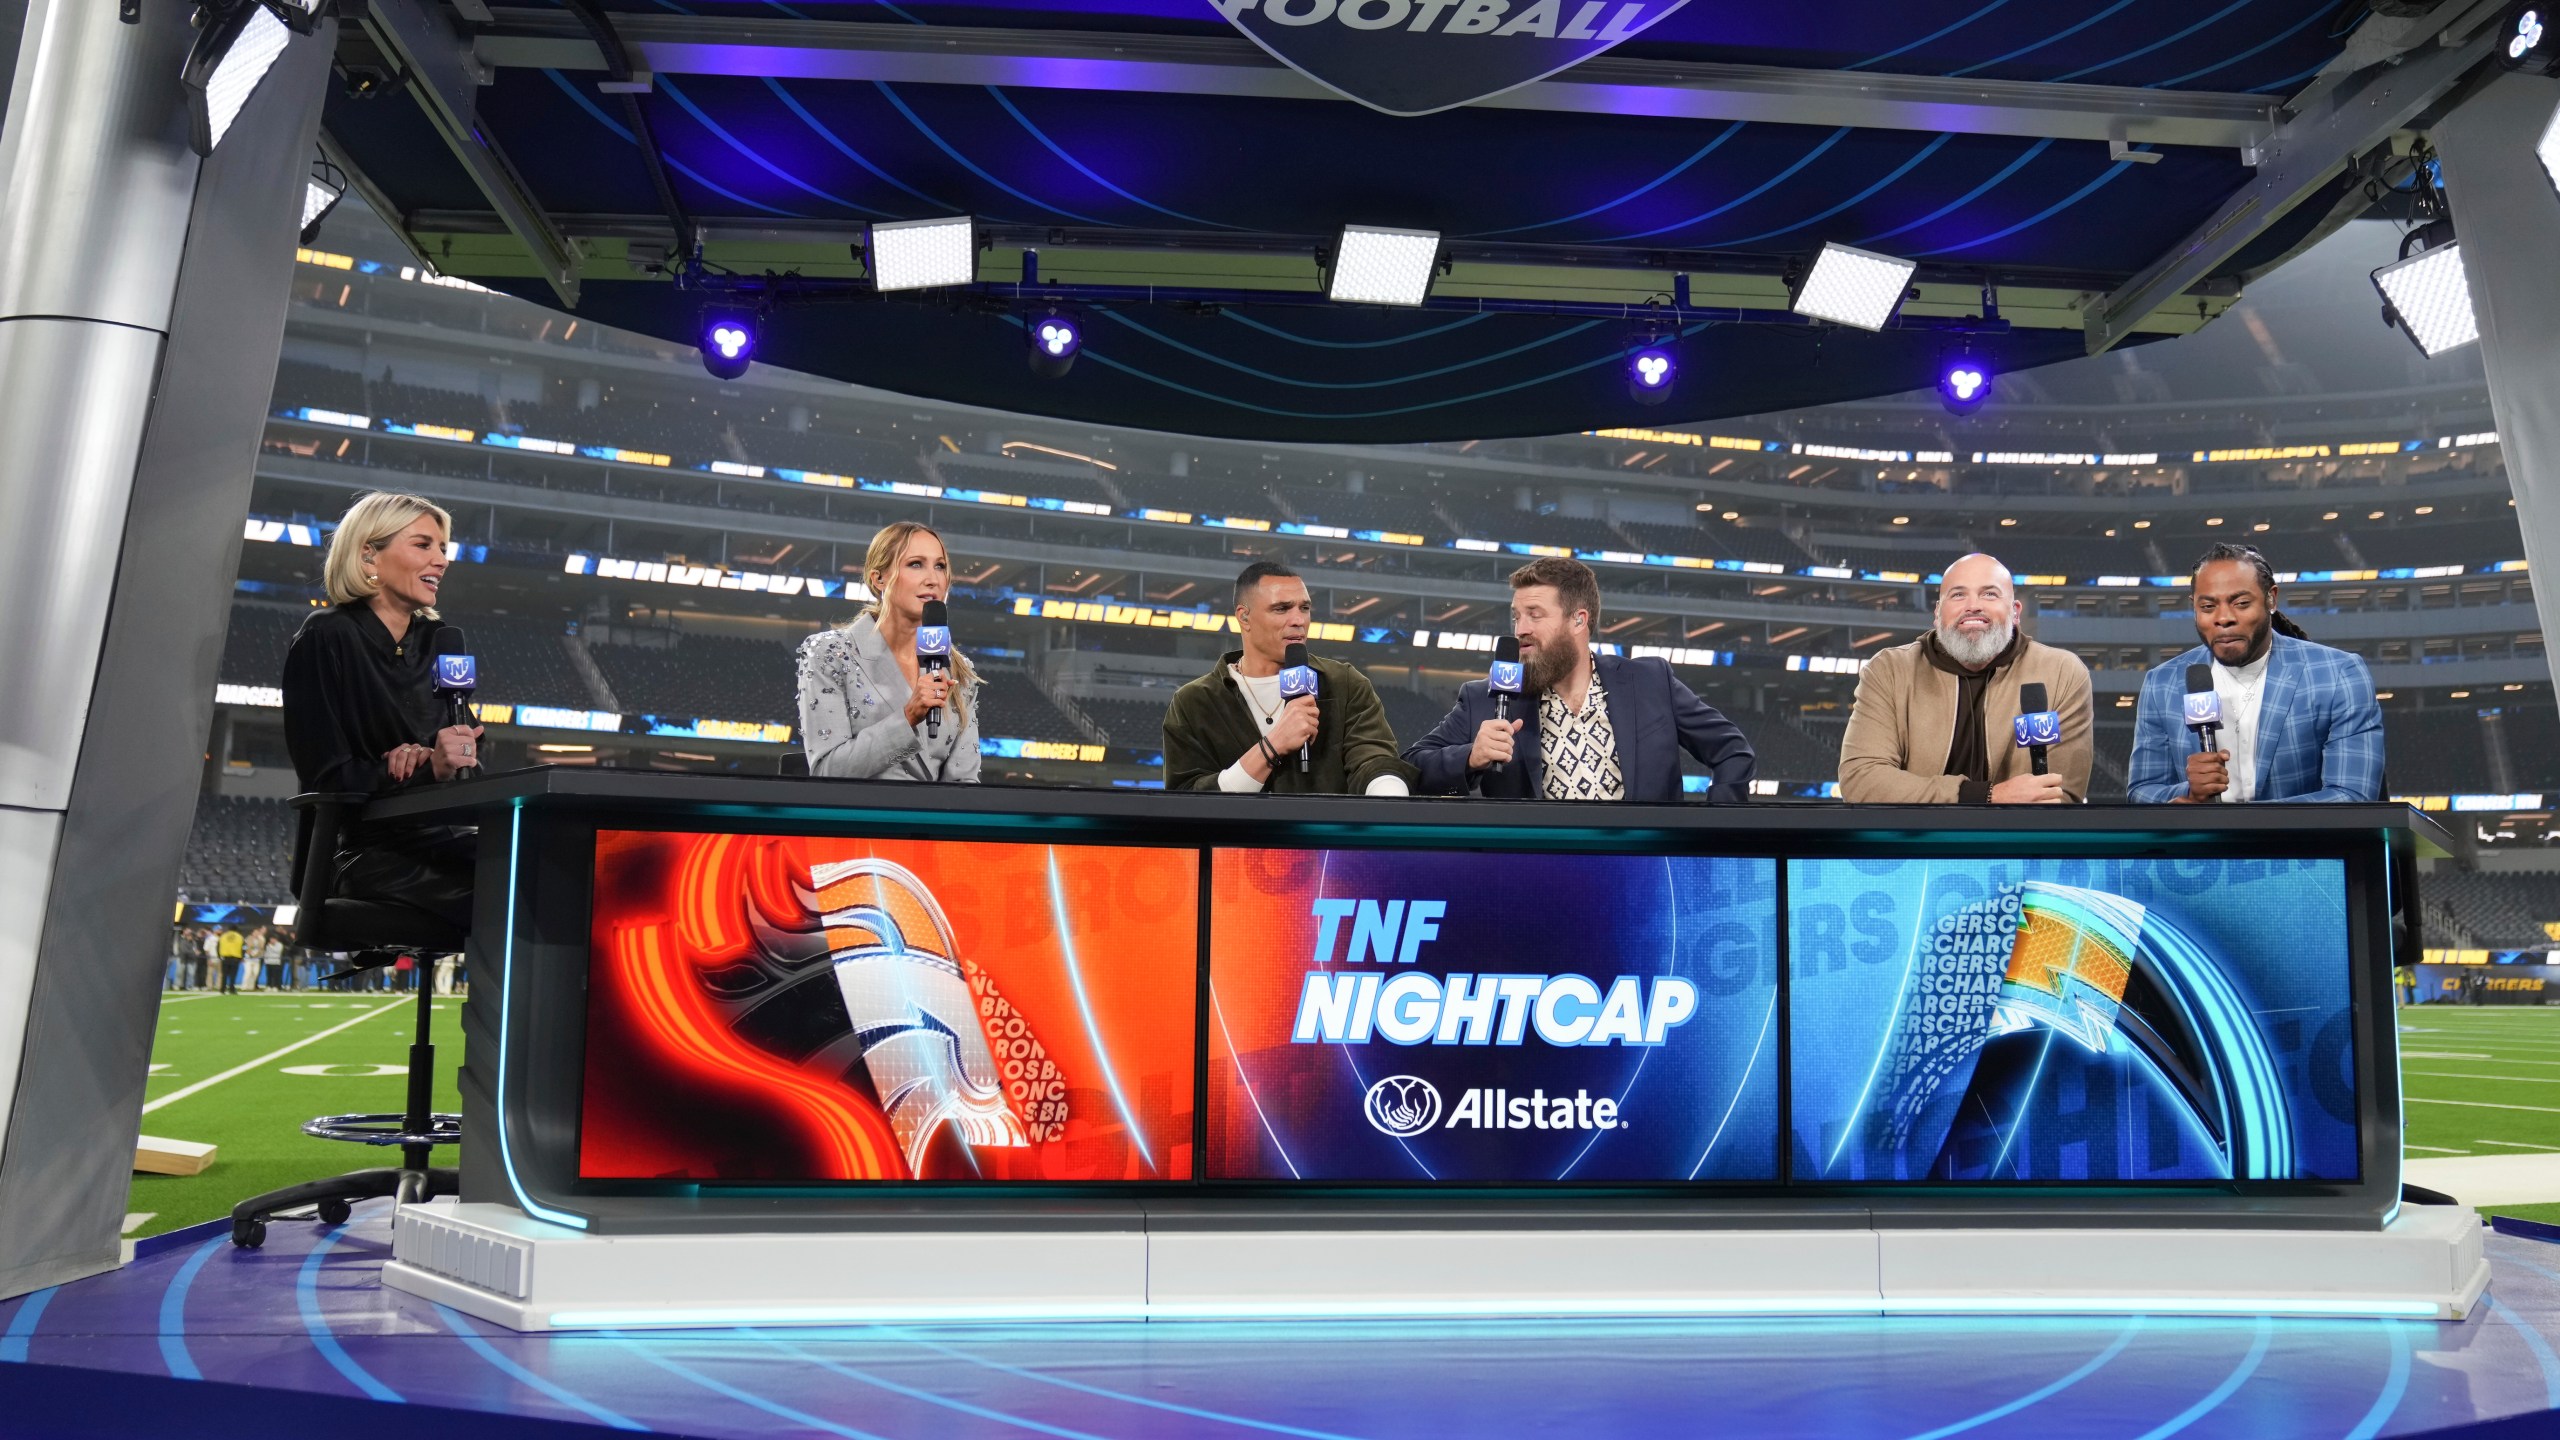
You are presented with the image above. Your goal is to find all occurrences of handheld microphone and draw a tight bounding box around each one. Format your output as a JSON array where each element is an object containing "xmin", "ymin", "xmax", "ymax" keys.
[
  {"xmin": 2012, "ymin": 680, "xmax": 2058, "ymax": 778},
  {"xmin": 1488, "ymin": 636, "xmax": 1523, "ymax": 777},
  {"xmin": 1280, "ymin": 641, "xmax": 1318, "ymax": 775},
  {"xmin": 917, "ymin": 599, "xmax": 952, "ymax": 740},
  {"xmin": 2183, "ymin": 663, "xmax": 2222, "ymax": 755},
  {"xmin": 430, "ymin": 626, "xmax": 479, "ymax": 782}
]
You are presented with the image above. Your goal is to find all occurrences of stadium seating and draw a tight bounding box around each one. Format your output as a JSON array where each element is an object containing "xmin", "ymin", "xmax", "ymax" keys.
[
  {"xmin": 976, "ymin": 671, "xmax": 1090, "ymax": 745},
  {"xmin": 178, "ymin": 794, "xmax": 295, "ymax": 905},
  {"xmin": 1752, "ymin": 717, "xmax": 1844, "ymax": 785},
  {"xmin": 221, "ymin": 605, "xmax": 308, "ymax": 688},
  {"xmin": 368, "ymin": 376, "xmax": 493, "ymax": 432},
  {"xmin": 470, "ymin": 617, "xmax": 602, "ymax": 712},
  {"xmin": 273, "ymin": 360, "xmax": 367, "ymax": 415},
  {"xmin": 2423, "ymin": 869, "xmax": 2560, "ymax": 949},
  {"xmin": 586, "ymin": 632, "xmax": 801, "ymax": 726},
  {"xmin": 1282, "ymin": 489, "xmax": 1448, "ymax": 539}
]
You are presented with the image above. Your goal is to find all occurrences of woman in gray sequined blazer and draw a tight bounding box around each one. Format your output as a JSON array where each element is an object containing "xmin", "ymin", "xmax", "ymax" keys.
[{"xmin": 795, "ymin": 521, "xmax": 981, "ymax": 783}]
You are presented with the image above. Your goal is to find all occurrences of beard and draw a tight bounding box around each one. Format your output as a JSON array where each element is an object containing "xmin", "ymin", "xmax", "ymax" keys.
[
  {"xmin": 1935, "ymin": 617, "xmax": 2015, "ymax": 670},
  {"xmin": 1525, "ymin": 632, "xmax": 1584, "ymax": 693}
]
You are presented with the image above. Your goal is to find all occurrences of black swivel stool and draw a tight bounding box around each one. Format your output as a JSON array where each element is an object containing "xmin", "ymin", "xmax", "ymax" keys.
[{"xmin": 228, "ymin": 793, "xmax": 464, "ymax": 1248}]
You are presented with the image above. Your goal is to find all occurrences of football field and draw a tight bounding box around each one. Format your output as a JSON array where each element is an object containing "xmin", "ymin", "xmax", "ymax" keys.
[{"xmin": 121, "ymin": 994, "xmax": 2560, "ymax": 1238}]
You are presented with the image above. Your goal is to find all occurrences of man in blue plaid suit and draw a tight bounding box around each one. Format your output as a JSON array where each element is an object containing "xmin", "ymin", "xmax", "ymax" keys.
[{"xmin": 2128, "ymin": 544, "xmax": 2384, "ymax": 804}]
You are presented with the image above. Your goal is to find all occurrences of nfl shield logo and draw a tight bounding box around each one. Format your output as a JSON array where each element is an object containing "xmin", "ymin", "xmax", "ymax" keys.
[{"xmin": 1209, "ymin": 0, "xmax": 1693, "ymax": 117}]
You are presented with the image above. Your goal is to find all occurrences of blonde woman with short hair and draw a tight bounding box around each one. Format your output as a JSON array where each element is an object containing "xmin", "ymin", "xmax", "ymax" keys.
[
  {"xmin": 796, "ymin": 521, "xmax": 982, "ymax": 782},
  {"xmin": 279, "ymin": 491, "xmax": 483, "ymax": 929}
]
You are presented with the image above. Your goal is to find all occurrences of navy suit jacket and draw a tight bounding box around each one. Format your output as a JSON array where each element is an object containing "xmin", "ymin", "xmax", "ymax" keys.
[{"xmin": 1404, "ymin": 653, "xmax": 1756, "ymax": 802}]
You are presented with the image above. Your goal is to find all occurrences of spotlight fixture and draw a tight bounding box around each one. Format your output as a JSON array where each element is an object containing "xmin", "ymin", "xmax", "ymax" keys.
[
  {"xmin": 299, "ymin": 154, "xmax": 346, "ymax": 245},
  {"xmin": 2372, "ymin": 221, "xmax": 2479, "ymax": 358},
  {"xmin": 865, "ymin": 216, "xmax": 977, "ymax": 292},
  {"xmin": 2500, "ymin": 0, "xmax": 2560, "ymax": 73},
  {"xmin": 182, "ymin": 0, "xmax": 296, "ymax": 156},
  {"xmin": 1328, "ymin": 225, "xmax": 1441, "ymax": 307},
  {"xmin": 1625, "ymin": 343, "xmax": 1676, "ymax": 406},
  {"xmin": 699, "ymin": 311, "xmax": 758, "ymax": 380},
  {"xmin": 1937, "ymin": 354, "xmax": 1992, "ymax": 416},
  {"xmin": 1791, "ymin": 241, "xmax": 1918, "ymax": 332},
  {"xmin": 1026, "ymin": 310, "xmax": 1083, "ymax": 378}
]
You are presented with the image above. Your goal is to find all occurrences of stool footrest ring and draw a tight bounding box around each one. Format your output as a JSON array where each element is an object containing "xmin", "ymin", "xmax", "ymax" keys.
[{"xmin": 301, "ymin": 1112, "xmax": 462, "ymax": 1147}]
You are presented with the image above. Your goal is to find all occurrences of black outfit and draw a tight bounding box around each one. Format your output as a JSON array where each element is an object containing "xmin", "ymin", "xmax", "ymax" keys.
[
  {"xmin": 281, "ymin": 604, "xmax": 476, "ymax": 931},
  {"xmin": 1923, "ymin": 629, "xmax": 2023, "ymax": 805},
  {"xmin": 1406, "ymin": 652, "xmax": 1757, "ymax": 803}
]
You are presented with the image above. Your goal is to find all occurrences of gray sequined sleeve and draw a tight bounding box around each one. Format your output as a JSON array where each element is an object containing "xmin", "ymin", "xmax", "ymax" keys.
[{"xmin": 796, "ymin": 629, "xmax": 923, "ymax": 780}]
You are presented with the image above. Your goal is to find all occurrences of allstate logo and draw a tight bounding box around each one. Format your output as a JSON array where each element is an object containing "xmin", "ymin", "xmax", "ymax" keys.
[
  {"xmin": 1364, "ymin": 1075, "xmax": 1441, "ymax": 1137},
  {"xmin": 1489, "ymin": 660, "xmax": 1523, "ymax": 692}
]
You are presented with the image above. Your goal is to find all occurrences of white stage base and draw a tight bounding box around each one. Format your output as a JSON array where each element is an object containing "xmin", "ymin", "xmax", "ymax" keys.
[{"xmin": 382, "ymin": 1201, "xmax": 2490, "ymax": 1332}]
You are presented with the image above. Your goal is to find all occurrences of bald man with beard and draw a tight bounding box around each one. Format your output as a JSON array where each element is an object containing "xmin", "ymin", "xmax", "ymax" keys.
[{"xmin": 1837, "ymin": 553, "xmax": 2094, "ymax": 804}]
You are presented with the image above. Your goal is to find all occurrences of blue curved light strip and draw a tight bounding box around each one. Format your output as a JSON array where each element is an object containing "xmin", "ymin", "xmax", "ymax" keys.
[
  {"xmin": 2052, "ymin": 0, "xmax": 2258, "ymax": 84},
  {"xmin": 2150, "ymin": 5, "xmax": 2333, "ymax": 89},
  {"xmin": 1306, "ymin": 852, "xmax": 1432, "ymax": 1179},
  {"xmin": 299, "ymin": 1229, "xmax": 404, "ymax": 1402},
  {"xmin": 1221, "ymin": 310, "xmax": 1496, "ymax": 349},
  {"xmin": 1842, "ymin": 0, "xmax": 2012, "ymax": 72},
  {"xmin": 1828, "ymin": 862, "xmax": 1930, "ymax": 1176},
  {"xmin": 155, "ymin": 1238, "xmax": 221, "ymax": 1379},
  {"xmin": 2139, "ymin": 920, "xmax": 2293, "ymax": 1179},
  {"xmin": 763, "ymin": 79, "xmax": 964, "ymax": 212},
  {"xmin": 657, "ymin": 76, "xmax": 896, "ymax": 218},
  {"xmin": 1688, "ymin": 992, "xmax": 1774, "ymax": 1180},
  {"xmin": 1469, "ymin": 121, "xmax": 1745, "ymax": 237},
  {"xmin": 1902, "ymin": 1315, "xmax": 2143, "ymax": 1440},
  {"xmin": 986, "ymin": 87, "xmax": 1242, "ymax": 229},
  {"xmin": 764, "ymin": 1332, "xmax": 1137, "ymax": 1440},
  {"xmin": 2483, "ymin": 1266, "xmax": 2560, "ymax": 1405},
  {"xmin": 890, "ymin": 1329, "xmax": 1371, "ymax": 1440},
  {"xmin": 498, "ymin": 803, "xmax": 589, "ymax": 1230},
  {"xmin": 1211, "ymin": 987, "xmax": 1300, "ymax": 1179},
  {"xmin": 435, "ymin": 1303, "xmax": 647, "ymax": 1430},
  {"xmin": 608, "ymin": 1333, "xmax": 893, "ymax": 1440},
  {"xmin": 0, "ymin": 1285, "xmax": 53, "ymax": 1363},
  {"xmin": 1599, "ymin": 127, "xmax": 1852, "ymax": 244},
  {"xmin": 2342, "ymin": 1319, "xmax": 2413, "ymax": 1440},
  {"xmin": 872, "ymin": 82, "xmax": 1111, "ymax": 225},
  {"xmin": 1056, "ymin": 318, "xmax": 1715, "ymax": 421},
  {"xmin": 1096, "ymin": 307, "xmax": 1605, "ymax": 390},
  {"xmin": 1855, "ymin": 139, "xmax": 2052, "ymax": 248},
  {"xmin": 1944, "ymin": 0, "xmax": 2145, "ymax": 79},
  {"xmin": 540, "ymin": 70, "xmax": 807, "ymax": 219},
  {"xmin": 1912, "ymin": 155, "xmax": 2140, "ymax": 257},
  {"xmin": 1715, "ymin": 133, "xmax": 1954, "ymax": 248},
  {"xmin": 2129, "ymin": 1317, "xmax": 2270, "ymax": 1440},
  {"xmin": 1045, "ymin": 847, "xmax": 1153, "ymax": 1172}
]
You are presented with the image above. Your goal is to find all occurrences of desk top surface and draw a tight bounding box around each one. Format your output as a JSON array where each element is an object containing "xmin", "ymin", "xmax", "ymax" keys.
[{"xmin": 367, "ymin": 766, "xmax": 2457, "ymax": 853}]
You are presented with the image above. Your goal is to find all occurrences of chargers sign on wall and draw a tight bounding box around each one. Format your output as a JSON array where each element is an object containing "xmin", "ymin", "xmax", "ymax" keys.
[{"xmin": 1209, "ymin": 0, "xmax": 1691, "ymax": 115}]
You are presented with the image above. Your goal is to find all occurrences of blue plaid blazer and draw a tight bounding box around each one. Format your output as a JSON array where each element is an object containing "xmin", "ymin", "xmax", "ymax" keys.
[{"xmin": 2127, "ymin": 633, "xmax": 2385, "ymax": 803}]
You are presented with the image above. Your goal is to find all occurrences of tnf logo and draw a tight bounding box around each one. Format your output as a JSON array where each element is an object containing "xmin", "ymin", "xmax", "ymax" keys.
[
  {"xmin": 1363, "ymin": 1075, "xmax": 1441, "ymax": 1136},
  {"xmin": 2182, "ymin": 692, "xmax": 2220, "ymax": 725},
  {"xmin": 1490, "ymin": 660, "xmax": 1523, "ymax": 691}
]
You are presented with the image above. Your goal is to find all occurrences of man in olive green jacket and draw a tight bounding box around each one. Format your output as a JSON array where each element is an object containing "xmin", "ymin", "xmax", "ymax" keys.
[
  {"xmin": 1838, "ymin": 553, "xmax": 2094, "ymax": 804},
  {"xmin": 1161, "ymin": 561, "xmax": 1417, "ymax": 796}
]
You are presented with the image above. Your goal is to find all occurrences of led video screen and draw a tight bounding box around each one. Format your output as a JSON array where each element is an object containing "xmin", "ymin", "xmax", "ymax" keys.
[
  {"xmin": 581, "ymin": 831, "xmax": 1199, "ymax": 1183},
  {"xmin": 1788, "ymin": 857, "xmax": 2358, "ymax": 1184},
  {"xmin": 1206, "ymin": 847, "xmax": 1780, "ymax": 1182}
]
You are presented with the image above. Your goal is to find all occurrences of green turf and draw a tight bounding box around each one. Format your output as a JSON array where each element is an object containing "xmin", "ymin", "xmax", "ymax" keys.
[
  {"xmin": 121, "ymin": 994, "xmax": 2560, "ymax": 1239},
  {"xmin": 127, "ymin": 990, "xmax": 462, "ymax": 1238}
]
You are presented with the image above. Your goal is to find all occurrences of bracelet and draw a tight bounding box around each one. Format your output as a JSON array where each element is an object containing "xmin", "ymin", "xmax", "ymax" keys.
[{"xmin": 1256, "ymin": 738, "xmax": 1279, "ymax": 769}]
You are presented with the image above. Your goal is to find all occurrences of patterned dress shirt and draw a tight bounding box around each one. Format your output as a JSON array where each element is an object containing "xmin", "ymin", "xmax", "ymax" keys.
[{"xmin": 1539, "ymin": 676, "xmax": 1626, "ymax": 802}]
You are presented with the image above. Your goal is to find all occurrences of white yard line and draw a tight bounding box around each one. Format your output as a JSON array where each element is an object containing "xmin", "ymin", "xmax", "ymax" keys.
[
  {"xmin": 2406, "ymin": 1071, "xmax": 2560, "ymax": 1084},
  {"xmin": 2405, "ymin": 1144, "xmax": 2469, "ymax": 1153},
  {"xmin": 2477, "ymin": 1140, "xmax": 2560, "ymax": 1152},
  {"xmin": 2406, "ymin": 1096, "xmax": 2560, "ymax": 1115},
  {"xmin": 139, "ymin": 1000, "xmax": 407, "ymax": 1115}
]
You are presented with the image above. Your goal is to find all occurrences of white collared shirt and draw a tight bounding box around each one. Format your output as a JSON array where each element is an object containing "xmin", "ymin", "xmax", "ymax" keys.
[{"xmin": 2211, "ymin": 649, "xmax": 2271, "ymax": 803}]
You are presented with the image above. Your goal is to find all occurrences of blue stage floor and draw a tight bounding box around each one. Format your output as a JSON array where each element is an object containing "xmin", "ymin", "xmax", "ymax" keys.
[{"xmin": 4, "ymin": 1204, "xmax": 2559, "ymax": 1439}]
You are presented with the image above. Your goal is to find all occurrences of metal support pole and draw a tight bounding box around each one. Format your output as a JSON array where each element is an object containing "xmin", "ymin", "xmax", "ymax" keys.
[
  {"xmin": 0, "ymin": 0, "xmax": 331, "ymax": 1295},
  {"xmin": 2436, "ymin": 73, "xmax": 2560, "ymax": 672}
]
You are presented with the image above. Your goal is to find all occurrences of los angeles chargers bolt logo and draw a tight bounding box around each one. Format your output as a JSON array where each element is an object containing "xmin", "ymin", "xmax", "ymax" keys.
[{"xmin": 1364, "ymin": 1075, "xmax": 1442, "ymax": 1136}]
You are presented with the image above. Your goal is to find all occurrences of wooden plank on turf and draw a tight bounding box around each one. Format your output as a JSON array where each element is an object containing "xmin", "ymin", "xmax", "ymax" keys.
[{"xmin": 133, "ymin": 1136, "xmax": 217, "ymax": 1176}]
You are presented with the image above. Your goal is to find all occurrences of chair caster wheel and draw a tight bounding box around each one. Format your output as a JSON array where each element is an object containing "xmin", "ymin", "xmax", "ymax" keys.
[
  {"xmin": 317, "ymin": 1198, "xmax": 352, "ymax": 1226},
  {"xmin": 230, "ymin": 1217, "xmax": 266, "ymax": 1249}
]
